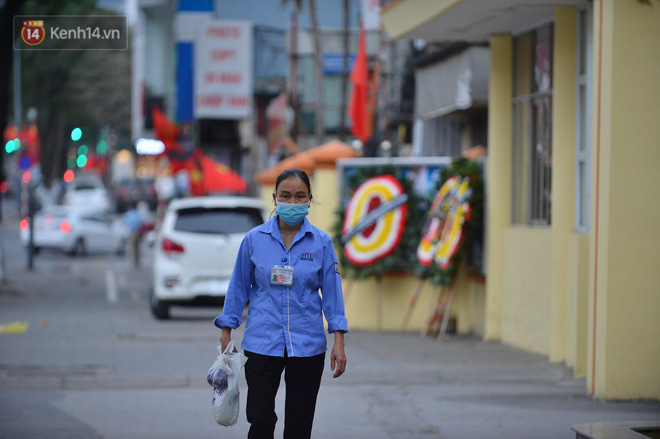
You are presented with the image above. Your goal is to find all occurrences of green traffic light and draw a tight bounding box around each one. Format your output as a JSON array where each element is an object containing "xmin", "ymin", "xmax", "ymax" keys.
[
  {"xmin": 71, "ymin": 127, "xmax": 82, "ymax": 142},
  {"xmin": 76, "ymin": 155, "xmax": 88, "ymax": 168},
  {"xmin": 97, "ymin": 140, "xmax": 108, "ymax": 155},
  {"xmin": 5, "ymin": 138, "xmax": 20, "ymax": 153},
  {"xmin": 78, "ymin": 145, "xmax": 88, "ymax": 155}
]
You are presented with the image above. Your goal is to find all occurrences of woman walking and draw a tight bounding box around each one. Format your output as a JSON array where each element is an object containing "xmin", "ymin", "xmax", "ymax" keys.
[{"xmin": 214, "ymin": 168, "xmax": 348, "ymax": 439}]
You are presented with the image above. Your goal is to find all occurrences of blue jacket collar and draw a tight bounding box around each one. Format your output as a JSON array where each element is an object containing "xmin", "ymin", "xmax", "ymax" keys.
[{"xmin": 260, "ymin": 215, "xmax": 313, "ymax": 240}]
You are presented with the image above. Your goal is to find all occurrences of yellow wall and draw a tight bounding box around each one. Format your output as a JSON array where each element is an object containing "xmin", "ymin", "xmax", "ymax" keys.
[
  {"xmin": 346, "ymin": 275, "xmax": 428, "ymax": 332},
  {"xmin": 309, "ymin": 169, "xmax": 339, "ymax": 236},
  {"xmin": 566, "ymin": 233, "xmax": 589, "ymax": 378},
  {"xmin": 455, "ymin": 263, "xmax": 486, "ymax": 337},
  {"xmin": 501, "ymin": 228, "xmax": 553, "ymax": 355},
  {"xmin": 484, "ymin": 35, "xmax": 513, "ymax": 341},
  {"xmin": 383, "ymin": 0, "xmax": 660, "ymax": 401},
  {"xmin": 587, "ymin": 0, "xmax": 660, "ymax": 399},
  {"xmin": 549, "ymin": 8, "xmax": 577, "ymax": 363},
  {"xmin": 343, "ymin": 271, "xmax": 485, "ymax": 335},
  {"xmin": 489, "ymin": 10, "xmax": 577, "ymax": 360},
  {"xmin": 258, "ymin": 185, "xmax": 274, "ymax": 218}
]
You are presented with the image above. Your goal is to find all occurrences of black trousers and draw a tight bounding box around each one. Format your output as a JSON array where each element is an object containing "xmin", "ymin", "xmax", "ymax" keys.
[{"xmin": 244, "ymin": 350, "xmax": 325, "ymax": 439}]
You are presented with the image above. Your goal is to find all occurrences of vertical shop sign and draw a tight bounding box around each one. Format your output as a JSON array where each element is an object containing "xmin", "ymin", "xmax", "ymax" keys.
[{"xmin": 195, "ymin": 20, "xmax": 253, "ymax": 119}]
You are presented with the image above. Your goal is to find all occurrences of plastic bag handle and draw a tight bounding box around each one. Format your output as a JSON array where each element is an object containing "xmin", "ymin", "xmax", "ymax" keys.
[{"xmin": 222, "ymin": 340, "xmax": 235, "ymax": 355}]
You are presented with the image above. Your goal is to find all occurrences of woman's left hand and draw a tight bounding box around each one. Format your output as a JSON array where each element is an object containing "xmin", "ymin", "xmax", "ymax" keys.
[{"xmin": 331, "ymin": 331, "xmax": 346, "ymax": 378}]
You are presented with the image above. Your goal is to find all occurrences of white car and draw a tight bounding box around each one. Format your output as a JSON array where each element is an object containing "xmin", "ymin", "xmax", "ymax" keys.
[
  {"xmin": 63, "ymin": 174, "xmax": 112, "ymax": 212},
  {"xmin": 20, "ymin": 206, "xmax": 125, "ymax": 256},
  {"xmin": 149, "ymin": 196, "xmax": 267, "ymax": 319}
]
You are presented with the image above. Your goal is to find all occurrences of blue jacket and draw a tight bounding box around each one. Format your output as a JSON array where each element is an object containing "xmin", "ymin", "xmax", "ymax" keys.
[{"xmin": 214, "ymin": 216, "xmax": 349, "ymax": 357}]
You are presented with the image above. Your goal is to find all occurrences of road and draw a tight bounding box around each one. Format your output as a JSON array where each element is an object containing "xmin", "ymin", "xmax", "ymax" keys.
[{"xmin": 0, "ymin": 198, "xmax": 658, "ymax": 439}]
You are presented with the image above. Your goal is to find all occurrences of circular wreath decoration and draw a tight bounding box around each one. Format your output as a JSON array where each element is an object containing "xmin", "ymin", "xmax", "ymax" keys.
[
  {"xmin": 415, "ymin": 157, "xmax": 483, "ymax": 286},
  {"xmin": 342, "ymin": 175, "xmax": 408, "ymax": 266},
  {"xmin": 333, "ymin": 165, "xmax": 425, "ymax": 281}
]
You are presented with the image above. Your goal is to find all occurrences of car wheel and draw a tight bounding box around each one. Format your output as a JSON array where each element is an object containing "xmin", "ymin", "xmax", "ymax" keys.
[
  {"xmin": 149, "ymin": 287, "xmax": 170, "ymax": 320},
  {"xmin": 71, "ymin": 238, "xmax": 86, "ymax": 257}
]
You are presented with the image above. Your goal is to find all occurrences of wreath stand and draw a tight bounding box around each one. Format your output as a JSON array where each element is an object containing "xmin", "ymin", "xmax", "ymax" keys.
[
  {"xmin": 400, "ymin": 278, "xmax": 426, "ymax": 332},
  {"xmin": 420, "ymin": 275, "xmax": 457, "ymax": 340}
]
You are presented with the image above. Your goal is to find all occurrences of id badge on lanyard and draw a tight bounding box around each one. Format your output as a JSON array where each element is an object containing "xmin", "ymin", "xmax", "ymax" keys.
[{"xmin": 271, "ymin": 257, "xmax": 294, "ymax": 286}]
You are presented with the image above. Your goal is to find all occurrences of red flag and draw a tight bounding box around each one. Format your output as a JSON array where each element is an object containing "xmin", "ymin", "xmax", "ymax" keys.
[
  {"xmin": 151, "ymin": 108, "xmax": 178, "ymax": 144},
  {"xmin": 150, "ymin": 108, "xmax": 247, "ymax": 195},
  {"xmin": 184, "ymin": 157, "xmax": 205, "ymax": 196},
  {"xmin": 3, "ymin": 124, "xmax": 18, "ymax": 141},
  {"xmin": 151, "ymin": 108, "xmax": 186, "ymax": 157},
  {"xmin": 348, "ymin": 24, "xmax": 371, "ymax": 143},
  {"xmin": 194, "ymin": 150, "xmax": 247, "ymax": 195}
]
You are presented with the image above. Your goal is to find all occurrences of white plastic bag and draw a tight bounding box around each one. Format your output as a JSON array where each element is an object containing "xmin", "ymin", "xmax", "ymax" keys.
[{"xmin": 208, "ymin": 341, "xmax": 247, "ymax": 427}]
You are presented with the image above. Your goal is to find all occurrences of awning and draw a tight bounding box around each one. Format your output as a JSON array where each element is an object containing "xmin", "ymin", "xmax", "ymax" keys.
[
  {"xmin": 414, "ymin": 46, "xmax": 489, "ymax": 119},
  {"xmin": 382, "ymin": 0, "xmax": 587, "ymax": 43}
]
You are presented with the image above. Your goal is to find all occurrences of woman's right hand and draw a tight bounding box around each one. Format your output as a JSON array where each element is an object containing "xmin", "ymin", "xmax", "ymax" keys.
[{"xmin": 220, "ymin": 327, "xmax": 237, "ymax": 352}]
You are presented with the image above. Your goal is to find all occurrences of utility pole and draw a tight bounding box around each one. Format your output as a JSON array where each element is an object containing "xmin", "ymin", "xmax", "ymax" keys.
[
  {"xmin": 309, "ymin": 0, "xmax": 324, "ymax": 147},
  {"xmin": 13, "ymin": 48, "xmax": 21, "ymax": 130},
  {"xmin": 288, "ymin": 12, "xmax": 299, "ymax": 144}
]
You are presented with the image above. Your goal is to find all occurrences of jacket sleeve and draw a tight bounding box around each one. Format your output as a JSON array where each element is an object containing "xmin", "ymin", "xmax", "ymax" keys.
[
  {"xmin": 320, "ymin": 235, "xmax": 349, "ymax": 334},
  {"xmin": 213, "ymin": 233, "xmax": 253, "ymax": 330}
]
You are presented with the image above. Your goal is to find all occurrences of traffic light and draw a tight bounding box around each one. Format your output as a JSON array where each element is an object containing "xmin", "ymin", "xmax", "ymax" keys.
[
  {"xmin": 71, "ymin": 127, "xmax": 82, "ymax": 142},
  {"xmin": 63, "ymin": 170, "xmax": 74, "ymax": 183},
  {"xmin": 96, "ymin": 139, "xmax": 108, "ymax": 155},
  {"xmin": 5, "ymin": 138, "xmax": 19, "ymax": 153},
  {"xmin": 77, "ymin": 144, "xmax": 88, "ymax": 168}
]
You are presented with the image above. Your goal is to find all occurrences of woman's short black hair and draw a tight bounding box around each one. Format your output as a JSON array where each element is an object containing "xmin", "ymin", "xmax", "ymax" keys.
[{"xmin": 275, "ymin": 169, "xmax": 312, "ymax": 198}]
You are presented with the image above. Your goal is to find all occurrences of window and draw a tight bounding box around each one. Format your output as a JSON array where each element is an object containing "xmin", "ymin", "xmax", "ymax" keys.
[
  {"xmin": 511, "ymin": 25, "xmax": 553, "ymax": 225},
  {"xmin": 174, "ymin": 207, "xmax": 264, "ymax": 234},
  {"xmin": 575, "ymin": 9, "xmax": 592, "ymax": 232}
]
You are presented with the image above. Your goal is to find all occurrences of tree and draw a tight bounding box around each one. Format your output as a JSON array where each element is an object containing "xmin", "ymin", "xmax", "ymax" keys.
[
  {"xmin": 282, "ymin": 0, "xmax": 324, "ymax": 147},
  {"xmin": 18, "ymin": 0, "xmax": 130, "ymax": 186},
  {"xmin": 0, "ymin": 0, "xmax": 25, "ymax": 184}
]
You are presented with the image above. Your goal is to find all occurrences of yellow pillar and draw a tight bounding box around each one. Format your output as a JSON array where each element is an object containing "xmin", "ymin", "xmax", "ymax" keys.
[
  {"xmin": 484, "ymin": 35, "xmax": 512, "ymax": 341},
  {"xmin": 549, "ymin": 8, "xmax": 577, "ymax": 363},
  {"xmin": 588, "ymin": 0, "xmax": 660, "ymax": 399}
]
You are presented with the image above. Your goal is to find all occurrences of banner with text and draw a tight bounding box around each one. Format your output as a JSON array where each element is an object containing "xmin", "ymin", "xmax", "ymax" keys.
[{"xmin": 194, "ymin": 20, "xmax": 253, "ymax": 119}]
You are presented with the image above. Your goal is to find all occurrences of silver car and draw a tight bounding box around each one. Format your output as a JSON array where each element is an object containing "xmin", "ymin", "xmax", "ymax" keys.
[
  {"xmin": 149, "ymin": 196, "xmax": 267, "ymax": 319},
  {"xmin": 20, "ymin": 206, "xmax": 125, "ymax": 256}
]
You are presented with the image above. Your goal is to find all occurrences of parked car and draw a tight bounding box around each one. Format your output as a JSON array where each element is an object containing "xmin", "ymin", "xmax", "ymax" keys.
[
  {"xmin": 113, "ymin": 178, "xmax": 158, "ymax": 212},
  {"xmin": 20, "ymin": 206, "xmax": 126, "ymax": 256},
  {"xmin": 150, "ymin": 196, "xmax": 267, "ymax": 319},
  {"xmin": 63, "ymin": 174, "xmax": 112, "ymax": 212}
]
